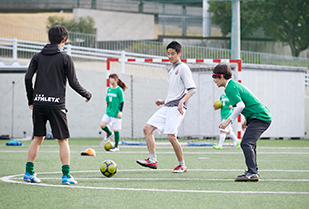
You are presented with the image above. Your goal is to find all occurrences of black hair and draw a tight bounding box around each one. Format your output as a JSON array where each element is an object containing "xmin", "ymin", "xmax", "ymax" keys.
[
  {"xmin": 166, "ymin": 41, "xmax": 182, "ymax": 54},
  {"xmin": 109, "ymin": 74, "xmax": 127, "ymax": 92},
  {"xmin": 212, "ymin": 64, "xmax": 232, "ymax": 79},
  {"xmin": 48, "ymin": 25, "xmax": 69, "ymax": 44}
]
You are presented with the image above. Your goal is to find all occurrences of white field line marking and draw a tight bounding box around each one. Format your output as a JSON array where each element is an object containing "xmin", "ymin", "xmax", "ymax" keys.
[
  {"xmin": 0, "ymin": 150, "xmax": 308, "ymax": 155},
  {"xmin": 198, "ymin": 157, "xmax": 210, "ymax": 159},
  {"xmin": 14, "ymin": 177, "xmax": 309, "ymax": 182},
  {"xmin": 1, "ymin": 145, "xmax": 309, "ymax": 150},
  {"xmin": 1, "ymin": 174, "xmax": 309, "ymax": 195},
  {"xmin": 72, "ymin": 169, "xmax": 309, "ymax": 172}
]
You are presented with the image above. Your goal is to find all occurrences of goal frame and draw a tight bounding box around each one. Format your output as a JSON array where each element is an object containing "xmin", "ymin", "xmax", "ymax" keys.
[{"xmin": 106, "ymin": 58, "xmax": 243, "ymax": 139}]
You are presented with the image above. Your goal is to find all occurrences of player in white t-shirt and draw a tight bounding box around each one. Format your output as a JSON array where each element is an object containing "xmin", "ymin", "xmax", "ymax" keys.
[{"xmin": 136, "ymin": 41, "xmax": 197, "ymax": 173}]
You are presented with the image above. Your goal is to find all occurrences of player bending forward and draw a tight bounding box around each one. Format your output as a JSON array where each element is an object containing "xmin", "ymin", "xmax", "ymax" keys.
[
  {"xmin": 213, "ymin": 93, "xmax": 241, "ymax": 150},
  {"xmin": 136, "ymin": 41, "xmax": 197, "ymax": 173},
  {"xmin": 24, "ymin": 26, "xmax": 92, "ymax": 184},
  {"xmin": 212, "ymin": 64, "xmax": 271, "ymax": 182}
]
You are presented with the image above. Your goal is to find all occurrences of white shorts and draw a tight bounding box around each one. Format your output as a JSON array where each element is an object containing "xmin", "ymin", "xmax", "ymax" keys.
[
  {"xmin": 147, "ymin": 106, "xmax": 186, "ymax": 136},
  {"xmin": 101, "ymin": 114, "xmax": 122, "ymax": 130},
  {"xmin": 220, "ymin": 122, "xmax": 233, "ymax": 133}
]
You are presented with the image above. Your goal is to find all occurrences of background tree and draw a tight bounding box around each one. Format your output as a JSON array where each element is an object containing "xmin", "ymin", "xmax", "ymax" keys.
[
  {"xmin": 46, "ymin": 16, "xmax": 96, "ymax": 34},
  {"xmin": 46, "ymin": 16, "xmax": 96, "ymax": 47},
  {"xmin": 261, "ymin": 0, "xmax": 309, "ymax": 57},
  {"xmin": 208, "ymin": 0, "xmax": 309, "ymax": 57},
  {"xmin": 208, "ymin": 1, "xmax": 264, "ymax": 37}
]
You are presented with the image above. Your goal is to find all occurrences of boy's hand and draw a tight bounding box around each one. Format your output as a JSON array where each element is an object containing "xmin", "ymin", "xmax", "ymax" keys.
[
  {"xmin": 155, "ymin": 99, "xmax": 164, "ymax": 106},
  {"xmin": 86, "ymin": 92, "xmax": 92, "ymax": 102},
  {"xmin": 177, "ymin": 102, "xmax": 184, "ymax": 115},
  {"xmin": 242, "ymin": 119, "xmax": 247, "ymax": 131},
  {"xmin": 118, "ymin": 111, "xmax": 122, "ymax": 118},
  {"xmin": 29, "ymin": 105, "xmax": 33, "ymax": 110},
  {"xmin": 219, "ymin": 118, "xmax": 231, "ymax": 129}
]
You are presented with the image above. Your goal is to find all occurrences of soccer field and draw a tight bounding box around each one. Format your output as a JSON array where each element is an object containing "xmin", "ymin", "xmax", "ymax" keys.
[{"xmin": 0, "ymin": 138, "xmax": 309, "ymax": 209}]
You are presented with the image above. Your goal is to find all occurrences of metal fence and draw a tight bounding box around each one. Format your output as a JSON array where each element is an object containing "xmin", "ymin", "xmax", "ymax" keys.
[
  {"xmin": 0, "ymin": 37, "xmax": 167, "ymax": 63},
  {"xmin": 1, "ymin": 37, "xmax": 309, "ymax": 71},
  {"xmin": 1, "ymin": 23, "xmax": 309, "ymax": 68},
  {"xmin": 0, "ymin": 24, "xmax": 97, "ymax": 48}
]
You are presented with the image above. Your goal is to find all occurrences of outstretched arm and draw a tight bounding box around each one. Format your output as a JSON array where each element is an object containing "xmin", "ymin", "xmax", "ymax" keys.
[
  {"xmin": 219, "ymin": 101, "xmax": 245, "ymax": 129},
  {"xmin": 65, "ymin": 55, "xmax": 92, "ymax": 101}
]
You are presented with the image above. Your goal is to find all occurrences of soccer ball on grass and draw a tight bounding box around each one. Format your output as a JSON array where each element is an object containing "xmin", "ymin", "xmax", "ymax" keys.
[
  {"xmin": 104, "ymin": 141, "xmax": 114, "ymax": 151},
  {"xmin": 100, "ymin": 160, "xmax": 117, "ymax": 177}
]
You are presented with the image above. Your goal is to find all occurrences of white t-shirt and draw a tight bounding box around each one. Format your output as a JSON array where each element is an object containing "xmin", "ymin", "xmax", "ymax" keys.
[{"xmin": 164, "ymin": 60, "xmax": 196, "ymax": 108}]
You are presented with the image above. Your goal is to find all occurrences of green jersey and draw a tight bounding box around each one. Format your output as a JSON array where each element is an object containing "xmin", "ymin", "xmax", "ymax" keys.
[
  {"xmin": 225, "ymin": 80, "xmax": 272, "ymax": 121},
  {"xmin": 106, "ymin": 86, "xmax": 124, "ymax": 118},
  {"xmin": 220, "ymin": 94, "xmax": 233, "ymax": 120}
]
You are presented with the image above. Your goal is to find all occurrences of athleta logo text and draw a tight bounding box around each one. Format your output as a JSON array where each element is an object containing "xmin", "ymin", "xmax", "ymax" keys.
[{"xmin": 34, "ymin": 94, "xmax": 60, "ymax": 103}]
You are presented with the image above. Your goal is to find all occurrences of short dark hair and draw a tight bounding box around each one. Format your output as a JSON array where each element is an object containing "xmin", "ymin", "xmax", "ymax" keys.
[
  {"xmin": 212, "ymin": 64, "xmax": 232, "ymax": 79},
  {"xmin": 48, "ymin": 25, "xmax": 69, "ymax": 44},
  {"xmin": 166, "ymin": 41, "xmax": 182, "ymax": 54}
]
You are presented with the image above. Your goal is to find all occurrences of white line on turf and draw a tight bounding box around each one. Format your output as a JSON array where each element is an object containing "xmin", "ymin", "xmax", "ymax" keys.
[
  {"xmin": 18, "ymin": 169, "xmax": 309, "ymax": 173},
  {"xmin": 1, "ymin": 174, "xmax": 308, "ymax": 195},
  {"xmin": 13, "ymin": 177, "xmax": 309, "ymax": 182},
  {"xmin": 0, "ymin": 150, "xmax": 308, "ymax": 155}
]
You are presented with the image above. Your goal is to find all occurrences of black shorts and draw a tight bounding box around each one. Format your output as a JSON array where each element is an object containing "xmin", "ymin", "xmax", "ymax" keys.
[{"xmin": 32, "ymin": 106, "xmax": 70, "ymax": 139}]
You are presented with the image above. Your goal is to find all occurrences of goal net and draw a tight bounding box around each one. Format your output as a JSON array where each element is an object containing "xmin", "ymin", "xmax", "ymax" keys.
[{"xmin": 106, "ymin": 58, "xmax": 242, "ymax": 143}]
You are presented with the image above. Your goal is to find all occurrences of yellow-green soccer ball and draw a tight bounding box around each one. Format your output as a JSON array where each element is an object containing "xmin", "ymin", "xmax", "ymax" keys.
[
  {"xmin": 214, "ymin": 100, "xmax": 223, "ymax": 108},
  {"xmin": 104, "ymin": 141, "xmax": 114, "ymax": 151},
  {"xmin": 100, "ymin": 160, "xmax": 117, "ymax": 177}
]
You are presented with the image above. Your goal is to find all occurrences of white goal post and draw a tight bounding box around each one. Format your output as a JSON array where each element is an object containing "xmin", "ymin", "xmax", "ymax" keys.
[{"xmin": 106, "ymin": 58, "xmax": 243, "ymax": 139}]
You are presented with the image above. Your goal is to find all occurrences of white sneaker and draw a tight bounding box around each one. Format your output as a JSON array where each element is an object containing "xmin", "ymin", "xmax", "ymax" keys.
[
  {"xmin": 23, "ymin": 172, "xmax": 41, "ymax": 183},
  {"xmin": 99, "ymin": 133, "xmax": 114, "ymax": 146},
  {"xmin": 136, "ymin": 158, "xmax": 158, "ymax": 169},
  {"xmin": 109, "ymin": 147, "xmax": 119, "ymax": 152},
  {"xmin": 173, "ymin": 165, "xmax": 187, "ymax": 173}
]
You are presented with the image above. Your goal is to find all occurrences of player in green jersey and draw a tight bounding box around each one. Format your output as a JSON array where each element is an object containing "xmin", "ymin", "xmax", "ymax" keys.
[
  {"xmin": 212, "ymin": 64, "xmax": 271, "ymax": 182},
  {"xmin": 213, "ymin": 93, "xmax": 240, "ymax": 150},
  {"xmin": 100, "ymin": 74, "xmax": 127, "ymax": 152}
]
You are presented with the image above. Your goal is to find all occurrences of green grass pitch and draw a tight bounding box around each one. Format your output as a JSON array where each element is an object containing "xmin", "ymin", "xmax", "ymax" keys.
[{"xmin": 0, "ymin": 138, "xmax": 309, "ymax": 209}]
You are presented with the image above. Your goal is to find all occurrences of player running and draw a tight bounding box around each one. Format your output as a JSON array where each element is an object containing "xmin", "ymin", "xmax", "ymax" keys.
[
  {"xmin": 100, "ymin": 74, "xmax": 127, "ymax": 152},
  {"xmin": 213, "ymin": 93, "xmax": 240, "ymax": 150},
  {"xmin": 24, "ymin": 25, "xmax": 92, "ymax": 184},
  {"xmin": 212, "ymin": 64, "xmax": 272, "ymax": 181},
  {"xmin": 136, "ymin": 41, "xmax": 197, "ymax": 173}
]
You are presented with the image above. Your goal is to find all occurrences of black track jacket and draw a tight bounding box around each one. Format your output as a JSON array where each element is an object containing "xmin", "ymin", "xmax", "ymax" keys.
[{"xmin": 25, "ymin": 44, "xmax": 91, "ymax": 109}]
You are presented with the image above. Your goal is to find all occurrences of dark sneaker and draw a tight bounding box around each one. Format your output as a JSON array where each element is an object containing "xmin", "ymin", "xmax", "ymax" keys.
[
  {"xmin": 136, "ymin": 158, "xmax": 158, "ymax": 169},
  {"xmin": 235, "ymin": 172, "xmax": 259, "ymax": 182}
]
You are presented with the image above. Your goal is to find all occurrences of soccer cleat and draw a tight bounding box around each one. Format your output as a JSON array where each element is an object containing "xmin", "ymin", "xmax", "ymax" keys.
[
  {"xmin": 173, "ymin": 165, "xmax": 187, "ymax": 173},
  {"xmin": 235, "ymin": 172, "xmax": 259, "ymax": 182},
  {"xmin": 136, "ymin": 158, "xmax": 158, "ymax": 169},
  {"xmin": 213, "ymin": 145, "xmax": 222, "ymax": 150},
  {"xmin": 109, "ymin": 147, "xmax": 119, "ymax": 152},
  {"xmin": 236, "ymin": 140, "xmax": 241, "ymax": 150},
  {"xmin": 23, "ymin": 172, "xmax": 41, "ymax": 183},
  {"xmin": 99, "ymin": 133, "xmax": 114, "ymax": 147},
  {"xmin": 62, "ymin": 174, "xmax": 78, "ymax": 185}
]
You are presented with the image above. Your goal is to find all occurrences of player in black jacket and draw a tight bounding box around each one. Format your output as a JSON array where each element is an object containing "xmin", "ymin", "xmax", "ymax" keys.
[{"xmin": 24, "ymin": 25, "xmax": 92, "ymax": 185}]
